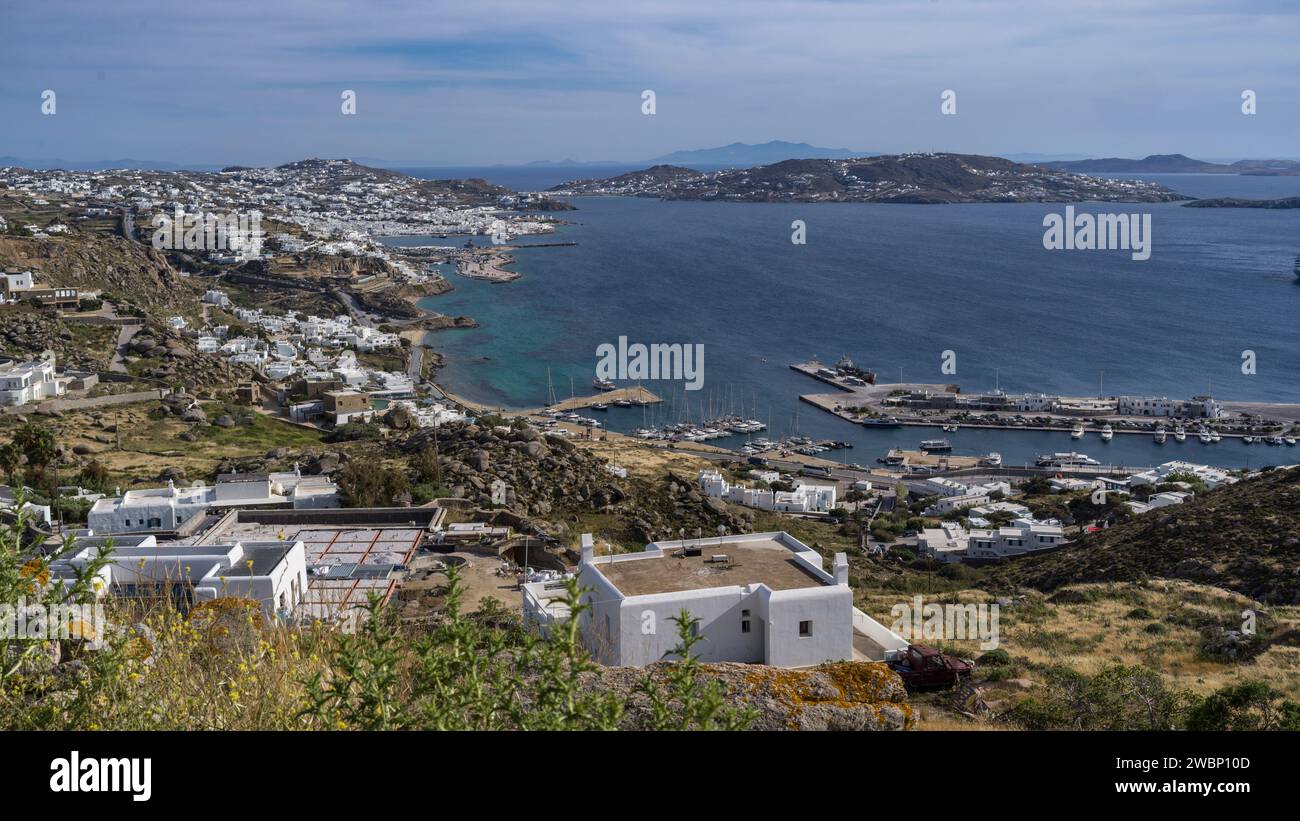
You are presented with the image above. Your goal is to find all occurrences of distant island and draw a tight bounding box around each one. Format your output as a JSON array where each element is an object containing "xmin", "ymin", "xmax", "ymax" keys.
[
  {"xmin": 1041, "ymin": 153, "xmax": 1300, "ymax": 176},
  {"xmin": 549, "ymin": 153, "xmax": 1187, "ymax": 203},
  {"xmin": 1182, "ymin": 197, "xmax": 1300, "ymax": 209},
  {"xmin": 651, "ymin": 140, "xmax": 874, "ymax": 166}
]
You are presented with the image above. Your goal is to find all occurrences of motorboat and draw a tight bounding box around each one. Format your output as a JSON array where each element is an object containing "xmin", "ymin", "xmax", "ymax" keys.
[
  {"xmin": 1153, "ymin": 428, "xmax": 1167, "ymax": 444},
  {"xmin": 1071, "ymin": 424, "xmax": 1084, "ymax": 440},
  {"xmin": 1173, "ymin": 426, "xmax": 1186, "ymax": 443},
  {"xmin": 1099, "ymin": 424, "xmax": 1114, "ymax": 442}
]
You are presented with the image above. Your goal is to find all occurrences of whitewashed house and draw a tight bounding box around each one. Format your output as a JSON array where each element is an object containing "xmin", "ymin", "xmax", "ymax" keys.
[{"xmin": 523, "ymin": 533, "xmax": 908, "ymax": 668}]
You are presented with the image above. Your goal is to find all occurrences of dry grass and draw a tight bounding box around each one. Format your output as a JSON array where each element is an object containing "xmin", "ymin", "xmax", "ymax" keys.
[{"xmin": 855, "ymin": 579, "xmax": 1300, "ymax": 729}]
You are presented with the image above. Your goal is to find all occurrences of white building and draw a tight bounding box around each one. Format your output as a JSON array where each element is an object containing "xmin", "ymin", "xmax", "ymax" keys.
[
  {"xmin": 1125, "ymin": 490, "xmax": 1194, "ymax": 516},
  {"xmin": 87, "ymin": 470, "xmax": 339, "ymax": 534},
  {"xmin": 524, "ymin": 532, "xmax": 908, "ymax": 668},
  {"xmin": 1127, "ymin": 460, "xmax": 1236, "ymax": 490},
  {"xmin": 919, "ymin": 517, "xmax": 1065, "ymax": 563},
  {"xmin": 1118, "ymin": 395, "xmax": 1222, "ymax": 419},
  {"xmin": 50, "ymin": 535, "xmax": 308, "ymax": 618},
  {"xmin": 698, "ymin": 469, "xmax": 836, "ymax": 514},
  {"xmin": 0, "ymin": 356, "xmax": 64, "ymax": 406},
  {"xmin": 2, "ymin": 269, "xmax": 35, "ymax": 298}
]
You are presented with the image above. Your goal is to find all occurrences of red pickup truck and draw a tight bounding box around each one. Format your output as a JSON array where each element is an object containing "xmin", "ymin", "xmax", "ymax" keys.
[{"xmin": 888, "ymin": 644, "xmax": 974, "ymax": 689}]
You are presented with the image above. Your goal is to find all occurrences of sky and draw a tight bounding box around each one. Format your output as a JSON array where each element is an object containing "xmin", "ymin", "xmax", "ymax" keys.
[{"xmin": 1, "ymin": 0, "xmax": 1298, "ymax": 166}]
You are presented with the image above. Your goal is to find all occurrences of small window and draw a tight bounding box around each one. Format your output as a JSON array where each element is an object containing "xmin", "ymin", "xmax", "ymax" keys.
[
  {"xmin": 741, "ymin": 619, "xmax": 751, "ymax": 634},
  {"xmin": 741, "ymin": 609, "xmax": 750, "ymax": 618},
  {"xmin": 799, "ymin": 620, "xmax": 813, "ymax": 637}
]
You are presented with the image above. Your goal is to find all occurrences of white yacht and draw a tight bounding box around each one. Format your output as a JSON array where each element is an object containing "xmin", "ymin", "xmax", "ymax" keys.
[
  {"xmin": 1197, "ymin": 428, "xmax": 1212, "ymax": 444},
  {"xmin": 1153, "ymin": 428, "xmax": 1167, "ymax": 444},
  {"xmin": 1036, "ymin": 452, "xmax": 1102, "ymax": 468},
  {"xmin": 1285, "ymin": 436, "xmax": 1297, "ymax": 446},
  {"xmin": 1099, "ymin": 424, "xmax": 1114, "ymax": 442},
  {"xmin": 1071, "ymin": 424, "xmax": 1084, "ymax": 440},
  {"xmin": 1210, "ymin": 431, "xmax": 1223, "ymax": 442},
  {"xmin": 981, "ymin": 452, "xmax": 1003, "ymax": 467},
  {"xmin": 1173, "ymin": 426, "xmax": 1186, "ymax": 443}
]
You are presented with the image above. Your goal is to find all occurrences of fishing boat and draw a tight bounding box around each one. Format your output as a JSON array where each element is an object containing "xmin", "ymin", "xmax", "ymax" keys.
[
  {"xmin": 1153, "ymin": 428, "xmax": 1167, "ymax": 444},
  {"xmin": 1100, "ymin": 424, "xmax": 1114, "ymax": 442},
  {"xmin": 919, "ymin": 438, "xmax": 952, "ymax": 452},
  {"xmin": 1173, "ymin": 426, "xmax": 1186, "ymax": 443},
  {"xmin": 1036, "ymin": 452, "xmax": 1102, "ymax": 468},
  {"xmin": 1071, "ymin": 424, "xmax": 1084, "ymax": 440}
]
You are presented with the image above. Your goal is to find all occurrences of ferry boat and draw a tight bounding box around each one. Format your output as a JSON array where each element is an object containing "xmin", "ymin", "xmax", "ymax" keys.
[
  {"xmin": 1099, "ymin": 424, "xmax": 1114, "ymax": 442},
  {"xmin": 1036, "ymin": 452, "xmax": 1102, "ymax": 468},
  {"xmin": 919, "ymin": 438, "xmax": 952, "ymax": 452},
  {"xmin": 861, "ymin": 416, "xmax": 903, "ymax": 428},
  {"xmin": 1173, "ymin": 426, "xmax": 1186, "ymax": 443},
  {"xmin": 1071, "ymin": 424, "xmax": 1085, "ymax": 440},
  {"xmin": 1153, "ymin": 428, "xmax": 1167, "ymax": 444},
  {"xmin": 592, "ymin": 377, "xmax": 616, "ymax": 392}
]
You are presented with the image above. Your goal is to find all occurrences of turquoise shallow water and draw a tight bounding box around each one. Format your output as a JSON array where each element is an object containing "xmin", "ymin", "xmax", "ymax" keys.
[{"xmin": 389, "ymin": 173, "xmax": 1300, "ymax": 469}]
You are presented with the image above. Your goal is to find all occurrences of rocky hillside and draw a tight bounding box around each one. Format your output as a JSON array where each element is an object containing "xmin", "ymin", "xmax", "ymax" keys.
[
  {"xmin": 399, "ymin": 421, "xmax": 751, "ymax": 546},
  {"xmin": 993, "ymin": 466, "xmax": 1300, "ymax": 604},
  {"xmin": 0, "ymin": 233, "xmax": 204, "ymax": 318},
  {"xmin": 549, "ymin": 153, "xmax": 1186, "ymax": 203}
]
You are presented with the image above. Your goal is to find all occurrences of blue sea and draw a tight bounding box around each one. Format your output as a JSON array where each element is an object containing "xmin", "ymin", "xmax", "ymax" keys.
[{"xmin": 386, "ymin": 172, "xmax": 1300, "ymax": 469}]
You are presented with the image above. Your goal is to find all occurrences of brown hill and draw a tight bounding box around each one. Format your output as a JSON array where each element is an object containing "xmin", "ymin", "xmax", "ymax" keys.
[{"xmin": 993, "ymin": 466, "xmax": 1300, "ymax": 604}]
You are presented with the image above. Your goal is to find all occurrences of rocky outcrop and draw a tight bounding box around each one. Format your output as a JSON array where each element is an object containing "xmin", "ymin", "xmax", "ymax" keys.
[{"xmin": 589, "ymin": 661, "xmax": 914, "ymax": 731}]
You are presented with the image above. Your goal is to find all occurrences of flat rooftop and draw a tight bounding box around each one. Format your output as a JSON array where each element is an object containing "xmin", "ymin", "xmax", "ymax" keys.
[{"xmin": 593, "ymin": 537, "xmax": 828, "ymax": 597}]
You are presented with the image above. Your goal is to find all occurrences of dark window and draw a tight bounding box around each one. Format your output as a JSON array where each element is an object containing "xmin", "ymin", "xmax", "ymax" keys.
[
  {"xmin": 799, "ymin": 620, "xmax": 812, "ymax": 637},
  {"xmin": 741, "ymin": 619, "xmax": 751, "ymax": 634}
]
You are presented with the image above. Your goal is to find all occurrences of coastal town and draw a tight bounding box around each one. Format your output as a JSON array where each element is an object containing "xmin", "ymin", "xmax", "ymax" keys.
[{"xmin": 0, "ymin": 92, "xmax": 1297, "ymax": 748}]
